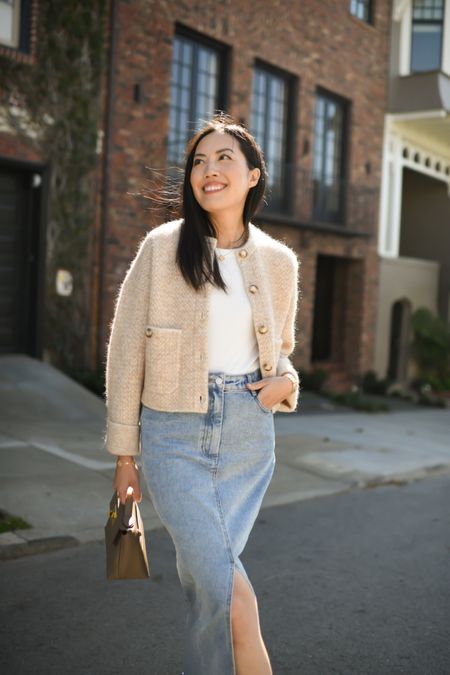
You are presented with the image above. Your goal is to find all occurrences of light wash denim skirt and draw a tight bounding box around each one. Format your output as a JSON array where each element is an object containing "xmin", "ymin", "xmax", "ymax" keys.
[{"xmin": 139, "ymin": 367, "xmax": 276, "ymax": 675}]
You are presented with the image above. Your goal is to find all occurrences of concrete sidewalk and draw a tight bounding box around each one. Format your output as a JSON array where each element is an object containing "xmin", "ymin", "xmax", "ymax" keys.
[{"xmin": 1, "ymin": 354, "xmax": 450, "ymax": 558}]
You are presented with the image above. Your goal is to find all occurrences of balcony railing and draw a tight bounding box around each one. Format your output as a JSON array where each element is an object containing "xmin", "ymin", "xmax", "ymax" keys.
[{"xmin": 260, "ymin": 166, "xmax": 378, "ymax": 236}]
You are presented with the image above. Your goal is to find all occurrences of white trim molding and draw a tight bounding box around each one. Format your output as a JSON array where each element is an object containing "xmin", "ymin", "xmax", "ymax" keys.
[
  {"xmin": 443, "ymin": 0, "xmax": 450, "ymax": 75},
  {"xmin": 378, "ymin": 116, "xmax": 450, "ymax": 257}
]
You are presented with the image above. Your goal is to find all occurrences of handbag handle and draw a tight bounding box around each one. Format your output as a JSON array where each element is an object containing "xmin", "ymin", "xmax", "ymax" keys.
[{"xmin": 109, "ymin": 492, "xmax": 136, "ymax": 531}]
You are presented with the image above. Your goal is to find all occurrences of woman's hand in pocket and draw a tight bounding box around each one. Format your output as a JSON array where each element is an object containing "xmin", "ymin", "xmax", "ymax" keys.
[
  {"xmin": 113, "ymin": 456, "xmax": 142, "ymax": 504},
  {"xmin": 246, "ymin": 376, "xmax": 292, "ymax": 410}
]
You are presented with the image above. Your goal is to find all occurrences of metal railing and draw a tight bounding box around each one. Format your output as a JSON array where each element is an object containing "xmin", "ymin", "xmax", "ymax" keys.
[{"xmin": 260, "ymin": 165, "xmax": 378, "ymax": 236}]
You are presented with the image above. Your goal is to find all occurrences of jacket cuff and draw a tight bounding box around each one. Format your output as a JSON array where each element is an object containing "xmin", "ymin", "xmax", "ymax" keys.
[{"xmin": 104, "ymin": 419, "xmax": 141, "ymax": 456}]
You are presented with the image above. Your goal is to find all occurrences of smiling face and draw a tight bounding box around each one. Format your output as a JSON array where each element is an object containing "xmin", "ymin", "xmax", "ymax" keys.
[{"xmin": 189, "ymin": 130, "xmax": 261, "ymax": 223}]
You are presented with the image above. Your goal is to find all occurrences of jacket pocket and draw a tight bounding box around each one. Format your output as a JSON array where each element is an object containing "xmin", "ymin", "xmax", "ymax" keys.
[{"xmin": 144, "ymin": 326, "xmax": 181, "ymax": 394}]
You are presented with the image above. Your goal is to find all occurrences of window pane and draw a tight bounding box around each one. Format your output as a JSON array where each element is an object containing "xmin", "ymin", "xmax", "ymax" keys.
[
  {"xmin": 208, "ymin": 75, "xmax": 216, "ymax": 98},
  {"xmin": 193, "ymin": 50, "xmax": 219, "ymax": 128},
  {"xmin": 411, "ymin": 0, "xmax": 443, "ymax": 71},
  {"xmin": 313, "ymin": 93, "xmax": 345, "ymax": 222},
  {"xmin": 250, "ymin": 67, "xmax": 289, "ymax": 203},
  {"xmin": 181, "ymin": 40, "xmax": 193, "ymax": 66},
  {"xmin": 0, "ymin": 0, "xmax": 20, "ymax": 47},
  {"xmin": 168, "ymin": 35, "xmax": 221, "ymax": 165},
  {"xmin": 349, "ymin": 0, "xmax": 371, "ymax": 23},
  {"xmin": 181, "ymin": 65, "xmax": 190, "ymax": 88},
  {"xmin": 411, "ymin": 24, "xmax": 443, "ymax": 71},
  {"xmin": 412, "ymin": 0, "xmax": 443, "ymax": 20}
]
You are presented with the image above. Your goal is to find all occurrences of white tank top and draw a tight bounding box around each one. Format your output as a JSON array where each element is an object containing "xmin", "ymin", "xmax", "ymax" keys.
[{"xmin": 208, "ymin": 247, "xmax": 259, "ymax": 375}]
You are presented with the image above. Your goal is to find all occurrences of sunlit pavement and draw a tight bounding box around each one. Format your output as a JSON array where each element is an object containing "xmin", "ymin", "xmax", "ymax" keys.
[
  {"xmin": 1, "ymin": 354, "xmax": 450, "ymax": 557},
  {"xmin": 1, "ymin": 471, "xmax": 449, "ymax": 674}
]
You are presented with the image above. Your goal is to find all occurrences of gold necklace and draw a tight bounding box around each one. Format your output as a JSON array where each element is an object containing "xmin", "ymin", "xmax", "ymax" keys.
[{"xmin": 215, "ymin": 228, "xmax": 246, "ymax": 261}]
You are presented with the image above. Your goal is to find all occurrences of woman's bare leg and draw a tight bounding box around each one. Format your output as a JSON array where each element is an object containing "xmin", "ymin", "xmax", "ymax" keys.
[{"xmin": 231, "ymin": 569, "xmax": 273, "ymax": 675}]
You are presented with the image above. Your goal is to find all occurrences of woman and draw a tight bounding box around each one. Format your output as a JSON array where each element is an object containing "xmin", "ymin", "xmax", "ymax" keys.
[{"xmin": 104, "ymin": 114, "xmax": 300, "ymax": 675}]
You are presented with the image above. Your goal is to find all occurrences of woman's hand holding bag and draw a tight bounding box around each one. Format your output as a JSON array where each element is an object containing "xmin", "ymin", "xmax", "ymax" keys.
[
  {"xmin": 105, "ymin": 456, "xmax": 149, "ymax": 580},
  {"xmin": 113, "ymin": 456, "xmax": 142, "ymax": 504}
]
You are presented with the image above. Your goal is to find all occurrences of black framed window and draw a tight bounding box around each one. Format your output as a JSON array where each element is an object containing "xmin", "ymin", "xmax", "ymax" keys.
[
  {"xmin": 349, "ymin": 0, "xmax": 373, "ymax": 23},
  {"xmin": 313, "ymin": 91, "xmax": 347, "ymax": 224},
  {"xmin": 168, "ymin": 29, "xmax": 227, "ymax": 166},
  {"xmin": 251, "ymin": 64, "xmax": 292, "ymax": 211},
  {"xmin": 0, "ymin": 0, "xmax": 30, "ymax": 53},
  {"xmin": 411, "ymin": 0, "xmax": 444, "ymax": 72}
]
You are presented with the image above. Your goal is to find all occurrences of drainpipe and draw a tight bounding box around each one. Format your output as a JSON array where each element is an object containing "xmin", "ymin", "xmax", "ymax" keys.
[{"xmin": 96, "ymin": 0, "xmax": 117, "ymax": 370}]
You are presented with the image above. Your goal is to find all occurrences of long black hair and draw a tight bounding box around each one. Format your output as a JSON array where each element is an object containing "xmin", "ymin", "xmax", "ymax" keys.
[{"xmin": 175, "ymin": 114, "xmax": 267, "ymax": 292}]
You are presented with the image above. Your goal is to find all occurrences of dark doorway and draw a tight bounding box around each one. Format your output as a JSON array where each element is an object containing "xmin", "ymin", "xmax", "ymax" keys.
[
  {"xmin": 312, "ymin": 255, "xmax": 336, "ymax": 361},
  {"xmin": 400, "ymin": 168, "xmax": 450, "ymax": 319},
  {"xmin": 0, "ymin": 165, "xmax": 43, "ymax": 356},
  {"xmin": 387, "ymin": 298, "xmax": 412, "ymax": 382}
]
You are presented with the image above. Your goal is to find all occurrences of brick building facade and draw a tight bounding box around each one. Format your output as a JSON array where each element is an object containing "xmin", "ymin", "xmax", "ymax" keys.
[
  {"xmin": 1, "ymin": 0, "xmax": 391, "ymax": 390},
  {"xmin": 100, "ymin": 0, "xmax": 390, "ymax": 388}
]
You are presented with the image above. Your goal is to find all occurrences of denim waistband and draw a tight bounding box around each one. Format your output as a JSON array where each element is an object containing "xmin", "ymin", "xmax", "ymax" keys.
[{"xmin": 208, "ymin": 367, "xmax": 261, "ymax": 389}]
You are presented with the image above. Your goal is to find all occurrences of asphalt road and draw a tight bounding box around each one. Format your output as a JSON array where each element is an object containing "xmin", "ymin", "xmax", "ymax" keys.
[{"xmin": 2, "ymin": 471, "xmax": 449, "ymax": 675}]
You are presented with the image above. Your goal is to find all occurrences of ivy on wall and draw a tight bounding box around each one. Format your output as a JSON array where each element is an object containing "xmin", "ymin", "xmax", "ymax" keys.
[{"xmin": 0, "ymin": 0, "xmax": 108, "ymax": 370}]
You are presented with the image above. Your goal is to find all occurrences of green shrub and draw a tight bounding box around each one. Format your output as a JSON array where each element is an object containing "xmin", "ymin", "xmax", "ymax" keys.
[
  {"xmin": 411, "ymin": 308, "xmax": 450, "ymax": 391},
  {"xmin": 0, "ymin": 510, "xmax": 31, "ymax": 534},
  {"xmin": 328, "ymin": 391, "xmax": 389, "ymax": 413}
]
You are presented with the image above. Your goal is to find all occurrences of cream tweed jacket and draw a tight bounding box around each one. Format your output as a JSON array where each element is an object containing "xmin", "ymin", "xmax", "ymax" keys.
[{"xmin": 104, "ymin": 219, "xmax": 300, "ymax": 456}]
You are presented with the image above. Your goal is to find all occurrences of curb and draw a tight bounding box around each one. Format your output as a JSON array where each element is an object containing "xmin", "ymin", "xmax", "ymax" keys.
[
  {"xmin": 1, "ymin": 466, "xmax": 449, "ymax": 561},
  {"xmin": 0, "ymin": 534, "xmax": 79, "ymax": 561},
  {"xmin": 359, "ymin": 463, "xmax": 450, "ymax": 490}
]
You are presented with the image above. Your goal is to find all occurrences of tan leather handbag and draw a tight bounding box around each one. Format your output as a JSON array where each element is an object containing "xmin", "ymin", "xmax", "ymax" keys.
[{"xmin": 105, "ymin": 492, "xmax": 150, "ymax": 580}]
